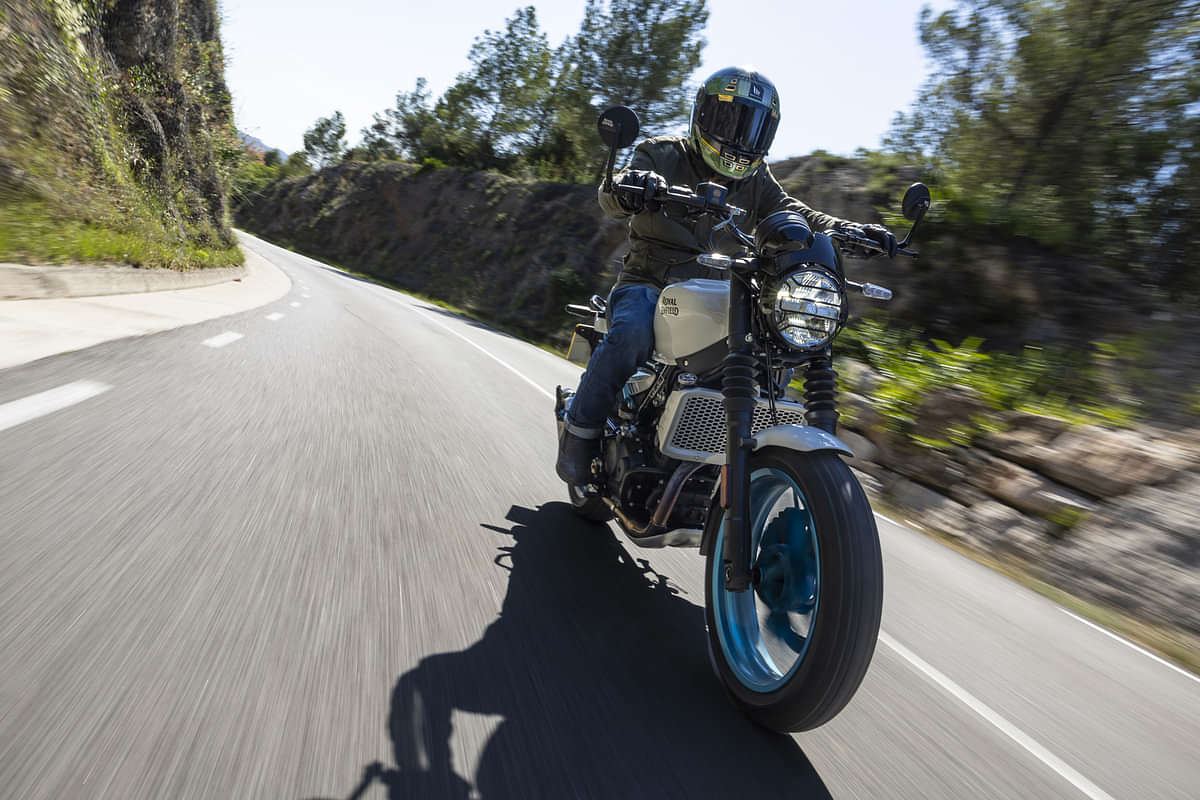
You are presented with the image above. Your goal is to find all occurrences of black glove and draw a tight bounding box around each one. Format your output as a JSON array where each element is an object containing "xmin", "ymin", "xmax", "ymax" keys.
[
  {"xmin": 615, "ymin": 169, "xmax": 667, "ymax": 214},
  {"xmin": 859, "ymin": 223, "xmax": 898, "ymax": 258}
]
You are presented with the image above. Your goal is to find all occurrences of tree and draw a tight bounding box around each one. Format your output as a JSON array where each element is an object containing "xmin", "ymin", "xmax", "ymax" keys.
[
  {"xmin": 569, "ymin": 0, "xmax": 708, "ymax": 132},
  {"xmin": 262, "ymin": 150, "xmax": 281, "ymax": 167},
  {"xmin": 283, "ymin": 151, "xmax": 312, "ymax": 177},
  {"xmin": 456, "ymin": 6, "xmax": 554, "ymax": 159},
  {"xmin": 353, "ymin": 1, "xmax": 709, "ymax": 180},
  {"xmin": 303, "ymin": 111, "xmax": 347, "ymax": 168},
  {"xmin": 535, "ymin": 0, "xmax": 708, "ymax": 180},
  {"xmin": 888, "ymin": 0, "xmax": 1200, "ymax": 285}
]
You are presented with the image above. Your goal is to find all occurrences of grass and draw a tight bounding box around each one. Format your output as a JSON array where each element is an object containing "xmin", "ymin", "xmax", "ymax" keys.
[{"xmin": 0, "ymin": 199, "xmax": 242, "ymax": 270}]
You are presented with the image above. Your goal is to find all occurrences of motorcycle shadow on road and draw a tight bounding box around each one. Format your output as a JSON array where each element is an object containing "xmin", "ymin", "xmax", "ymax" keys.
[{"xmin": 314, "ymin": 502, "xmax": 831, "ymax": 800}]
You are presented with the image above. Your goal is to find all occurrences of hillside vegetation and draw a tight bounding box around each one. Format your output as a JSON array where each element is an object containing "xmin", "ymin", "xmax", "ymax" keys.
[{"xmin": 0, "ymin": 0, "xmax": 241, "ymax": 269}]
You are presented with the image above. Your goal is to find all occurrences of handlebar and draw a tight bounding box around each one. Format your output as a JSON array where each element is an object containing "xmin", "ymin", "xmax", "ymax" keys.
[
  {"xmin": 613, "ymin": 181, "xmax": 917, "ymax": 261},
  {"xmin": 613, "ymin": 180, "xmax": 746, "ymax": 218}
]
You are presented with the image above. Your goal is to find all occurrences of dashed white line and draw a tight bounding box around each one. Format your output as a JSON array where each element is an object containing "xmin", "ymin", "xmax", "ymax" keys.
[
  {"xmin": 202, "ymin": 331, "xmax": 244, "ymax": 348},
  {"xmin": 0, "ymin": 380, "xmax": 111, "ymax": 433},
  {"xmin": 1060, "ymin": 609, "xmax": 1200, "ymax": 685},
  {"xmin": 878, "ymin": 631, "xmax": 1114, "ymax": 800},
  {"xmin": 265, "ymin": 313, "xmax": 285, "ymax": 321}
]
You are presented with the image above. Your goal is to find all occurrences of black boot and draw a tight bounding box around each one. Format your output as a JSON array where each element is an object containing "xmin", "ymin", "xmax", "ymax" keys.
[{"xmin": 556, "ymin": 429, "xmax": 599, "ymax": 485}]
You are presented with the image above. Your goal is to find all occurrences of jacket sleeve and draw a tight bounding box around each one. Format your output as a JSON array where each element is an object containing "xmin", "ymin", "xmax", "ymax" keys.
[
  {"xmin": 597, "ymin": 141, "xmax": 660, "ymax": 218},
  {"xmin": 755, "ymin": 163, "xmax": 852, "ymax": 232}
]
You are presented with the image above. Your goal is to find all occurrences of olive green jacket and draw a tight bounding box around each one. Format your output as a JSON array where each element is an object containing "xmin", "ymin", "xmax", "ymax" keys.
[{"xmin": 600, "ymin": 135, "xmax": 852, "ymax": 289}]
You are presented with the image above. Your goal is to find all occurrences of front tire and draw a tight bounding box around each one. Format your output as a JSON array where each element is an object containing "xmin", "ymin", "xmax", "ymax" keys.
[{"xmin": 704, "ymin": 448, "xmax": 883, "ymax": 732}]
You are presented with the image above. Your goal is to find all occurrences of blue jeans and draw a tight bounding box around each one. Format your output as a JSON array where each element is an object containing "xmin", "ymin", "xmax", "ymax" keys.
[{"xmin": 566, "ymin": 284, "xmax": 660, "ymax": 433}]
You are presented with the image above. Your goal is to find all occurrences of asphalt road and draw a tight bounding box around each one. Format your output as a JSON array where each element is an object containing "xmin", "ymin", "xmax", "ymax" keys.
[{"xmin": 1, "ymin": 232, "xmax": 1197, "ymax": 800}]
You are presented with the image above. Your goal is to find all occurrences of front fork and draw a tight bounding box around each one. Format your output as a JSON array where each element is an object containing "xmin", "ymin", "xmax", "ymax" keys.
[{"xmin": 721, "ymin": 275, "xmax": 758, "ymax": 592}]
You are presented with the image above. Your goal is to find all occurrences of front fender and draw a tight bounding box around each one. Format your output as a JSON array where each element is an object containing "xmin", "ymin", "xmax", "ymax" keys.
[
  {"xmin": 752, "ymin": 424, "xmax": 853, "ymax": 457},
  {"xmin": 698, "ymin": 423, "xmax": 854, "ymax": 557}
]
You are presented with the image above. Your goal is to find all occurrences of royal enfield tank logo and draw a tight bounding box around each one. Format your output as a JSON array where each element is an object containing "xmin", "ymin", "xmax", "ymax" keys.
[{"xmin": 659, "ymin": 296, "xmax": 680, "ymax": 316}]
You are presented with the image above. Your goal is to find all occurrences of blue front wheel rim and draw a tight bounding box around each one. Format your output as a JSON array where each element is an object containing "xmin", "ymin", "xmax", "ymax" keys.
[{"xmin": 711, "ymin": 466, "xmax": 820, "ymax": 693}]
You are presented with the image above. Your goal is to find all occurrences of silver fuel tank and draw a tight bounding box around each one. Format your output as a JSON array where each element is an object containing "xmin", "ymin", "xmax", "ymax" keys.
[{"xmin": 653, "ymin": 278, "xmax": 729, "ymax": 364}]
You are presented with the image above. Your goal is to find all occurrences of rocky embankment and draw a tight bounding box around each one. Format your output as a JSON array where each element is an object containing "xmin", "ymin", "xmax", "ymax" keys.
[
  {"xmin": 236, "ymin": 161, "xmax": 628, "ymax": 341},
  {"xmin": 809, "ymin": 362, "xmax": 1200, "ymax": 637},
  {"xmin": 1, "ymin": 0, "xmax": 240, "ymax": 266}
]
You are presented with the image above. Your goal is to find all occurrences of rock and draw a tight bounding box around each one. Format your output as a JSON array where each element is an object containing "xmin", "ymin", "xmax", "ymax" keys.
[
  {"xmin": 837, "ymin": 358, "xmax": 883, "ymax": 395},
  {"xmin": 948, "ymin": 482, "xmax": 989, "ymax": 508},
  {"xmin": 910, "ymin": 385, "xmax": 990, "ymax": 443},
  {"xmin": 836, "ymin": 392, "xmax": 880, "ymax": 433},
  {"xmin": 964, "ymin": 450, "xmax": 1095, "ymax": 523},
  {"xmin": 887, "ymin": 476, "xmax": 971, "ymax": 539},
  {"xmin": 1036, "ymin": 425, "xmax": 1191, "ymax": 497},
  {"xmin": 871, "ymin": 430, "xmax": 970, "ymax": 493},
  {"xmin": 964, "ymin": 501, "xmax": 1049, "ymax": 561},
  {"xmin": 1040, "ymin": 474, "xmax": 1200, "ymax": 634},
  {"xmin": 978, "ymin": 412, "xmax": 1069, "ymax": 468},
  {"xmin": 850, "ymin": 467, "xmax": 883, "ymax": 497},
  {"xmin": 838, "ymin": 428, "xmax": 878, "ymax": 473}
]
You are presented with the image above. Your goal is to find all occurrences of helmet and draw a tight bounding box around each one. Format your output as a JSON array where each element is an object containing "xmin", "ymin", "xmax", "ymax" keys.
[{"xmin": 690, "ymin": 67, "xmax": 781, "ymax": 180}]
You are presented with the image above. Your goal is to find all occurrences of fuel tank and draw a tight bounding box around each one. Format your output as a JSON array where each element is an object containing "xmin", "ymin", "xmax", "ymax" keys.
[{"xmin": 653, "ymin": 278, "xmax": 729, "ymax": 364}]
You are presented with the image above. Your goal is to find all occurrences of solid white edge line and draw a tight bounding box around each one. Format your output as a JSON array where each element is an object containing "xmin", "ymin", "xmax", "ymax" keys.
[
  {"xmin": 202, "ymin": 331, "xmax": 244, "ymax": 348},
  {"xmin": 415, "ymin": 309, "xmax": 554, "ymax": 399},
  {"xmin": 0, "ymin": 380, "xmax": 112, "ymax": 433},
  {"xmin": 878, "ymin": 631, "xmax": 1115, "ymax": 800},
  {"xmin": 1059, "ymin": 608, "xmax": 1200, "ymax": 685}
]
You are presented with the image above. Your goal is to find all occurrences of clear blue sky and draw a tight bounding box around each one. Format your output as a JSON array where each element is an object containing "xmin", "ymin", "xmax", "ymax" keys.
[{"xmin": 221, "ymin": 0, "xmax": 948, "ymax": 160}]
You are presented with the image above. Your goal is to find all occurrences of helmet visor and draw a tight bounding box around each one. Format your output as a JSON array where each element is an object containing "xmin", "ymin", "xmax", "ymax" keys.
[{"xmin": 696, "ymin": 94, "xmax": 779, "ymax": 156}]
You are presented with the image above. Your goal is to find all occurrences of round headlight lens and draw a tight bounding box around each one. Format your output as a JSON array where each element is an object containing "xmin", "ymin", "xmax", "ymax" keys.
[{"xmin": 767, "ymin": 269, "xmax": 845, "ymax": 349}]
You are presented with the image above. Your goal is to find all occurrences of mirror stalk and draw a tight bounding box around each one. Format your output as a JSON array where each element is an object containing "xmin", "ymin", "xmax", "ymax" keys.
[
  {"xmin": 603, "ymin": 121, "xmax": 621, "ymax": 193},
  {"xmin": 899, "ymin": 202, "xmax": 929, "ymax": 248}
]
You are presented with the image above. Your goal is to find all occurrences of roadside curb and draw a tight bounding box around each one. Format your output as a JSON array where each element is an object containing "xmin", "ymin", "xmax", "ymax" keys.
[
  {"xmin": 0, "ymin": 244, "xmax": 288, "ymax": 370},
  {"xmin": 0, "ymin": 262, "xmax": 247, "ymax": 300}
]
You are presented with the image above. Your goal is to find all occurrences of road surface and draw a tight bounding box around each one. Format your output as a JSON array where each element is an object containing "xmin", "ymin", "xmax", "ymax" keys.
[{"xmin": 1, "ymin": 232, "xmax": 1196, "ymax": 799}]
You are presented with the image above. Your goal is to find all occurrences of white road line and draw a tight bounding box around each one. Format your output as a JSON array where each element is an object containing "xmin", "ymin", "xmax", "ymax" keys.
[
  {"xmin": 202, "ymin": 331, "xmax": 244, "ymax": 348},
  {"xmin": 290, "ymin": 301, "xmax": 301, "ymax": 308},
  {"xmin": 0, "ymin": 380, "xmax": 111, "ymax": 433},
  {"xmin": 415, "ymin": 309, "xmax": 553, "ymax": 399},
  {"xmin": 878, "ymin": 631, "xmax": 1114, "ymax": 800},
  {"xmin": 1059, "ymin": 609, "xmax": 1200, "ymax": 685},
  {"xmin": 265, "ymin": 313, "xmax": 285, "ymax": 321}
]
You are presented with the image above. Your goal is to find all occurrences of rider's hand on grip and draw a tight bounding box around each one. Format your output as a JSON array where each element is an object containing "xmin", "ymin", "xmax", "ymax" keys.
[
  {"xmin": 860, "ymin": 224, "xmax": 898, "ymax": 258},
  {"xmin": 616, "ymin": 169, "xmax": 667, "ymax": 214}
]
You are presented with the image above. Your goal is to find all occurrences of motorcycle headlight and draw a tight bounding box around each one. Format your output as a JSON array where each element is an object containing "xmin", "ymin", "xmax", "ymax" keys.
[{"xmin": 764, "ymin": 268, "xmax": 846, "ymax": 350}]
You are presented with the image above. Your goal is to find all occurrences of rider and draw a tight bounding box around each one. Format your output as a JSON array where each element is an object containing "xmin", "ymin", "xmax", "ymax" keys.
[{"xmin": 557, "ymin": 66, "xmax": 897, "ymax": 484}]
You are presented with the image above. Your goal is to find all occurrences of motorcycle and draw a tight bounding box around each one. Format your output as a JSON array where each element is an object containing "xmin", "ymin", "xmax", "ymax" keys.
[{"xmin": 555, "ymin": 106, "xmax": 931, "ymax": 732}]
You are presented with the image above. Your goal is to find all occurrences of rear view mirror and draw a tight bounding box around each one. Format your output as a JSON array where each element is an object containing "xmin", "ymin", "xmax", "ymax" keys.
[
  {"xmin": 597, "ymin": 106, "xmax": 640, "ymax": 148},
  {"xmin": 901, "ymin": 183, "xmax": 931, "ymax": 221}
]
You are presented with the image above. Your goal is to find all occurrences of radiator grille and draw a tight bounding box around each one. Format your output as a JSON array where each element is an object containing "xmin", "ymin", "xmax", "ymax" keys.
[{"xmin": 664, "ymin": 390, "xmax": 808, "ymax": 460}]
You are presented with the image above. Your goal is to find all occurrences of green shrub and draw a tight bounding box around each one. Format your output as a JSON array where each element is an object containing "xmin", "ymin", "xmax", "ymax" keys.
[{"xmin": 839, "ymin": 320, "xmax": 1139, "ymax": 444}]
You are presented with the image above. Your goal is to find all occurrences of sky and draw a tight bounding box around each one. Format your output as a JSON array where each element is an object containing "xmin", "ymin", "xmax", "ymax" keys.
[{"xmin": 221, "ymin": 0, "xmax": 950, "ymax": 160}]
